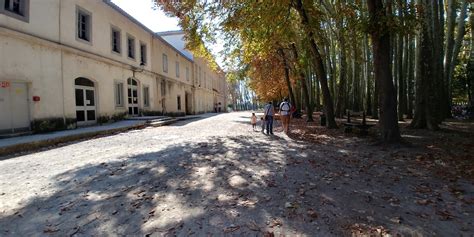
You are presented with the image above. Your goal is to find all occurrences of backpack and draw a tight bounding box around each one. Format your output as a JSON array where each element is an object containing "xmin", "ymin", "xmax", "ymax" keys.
[{"xmin": 281, "ymin": 102, "xmax": 290, "ymax": 111}]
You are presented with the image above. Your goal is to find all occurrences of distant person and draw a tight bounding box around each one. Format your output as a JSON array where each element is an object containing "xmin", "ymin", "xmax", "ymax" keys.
[
  {"xmin": 263, "ymin": 101, "xmax": 275, "ymax": 135},
  {"xmin": 251, "ymin": 113, "xmax": 257, "ymax": 130},
  {"xmin": 260, "ymin": 117, "xmax": 265, "ymax": 132},
  {"xmin": 279, "ymin": 98, "xmax": 292, "ymax": 134}
]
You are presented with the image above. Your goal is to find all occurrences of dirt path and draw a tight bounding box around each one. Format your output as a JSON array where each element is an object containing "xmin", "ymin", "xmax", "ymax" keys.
[{"xmin": 0, "ymin": 112, "xmax": 472, "ymax": 236}]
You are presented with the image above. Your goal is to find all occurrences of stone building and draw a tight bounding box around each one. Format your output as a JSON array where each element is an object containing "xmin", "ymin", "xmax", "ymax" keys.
[{"xmin": 0, "ymin": 0, "xmax": 226, "ymax": 134}]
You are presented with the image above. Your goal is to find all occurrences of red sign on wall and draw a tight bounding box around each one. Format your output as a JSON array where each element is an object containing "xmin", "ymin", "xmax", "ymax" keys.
[{"xmin": 0, "ymin": 81, "xmax": 10, "ymax": 88}]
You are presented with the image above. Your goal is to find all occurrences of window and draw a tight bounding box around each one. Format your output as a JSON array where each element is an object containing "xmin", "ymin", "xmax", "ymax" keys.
[
  {"xmin": 5, "ymin": 0, "xmax": 20, "ymax": 15},
  {"xmin": 162, "ymin": 54, "xmax": 168, "ymax": 73},
  {"xmin": 186, "ymin": 67, "xmax": 189, "ymax": 81},
  {"xmin": 161, "ymin": 80, "xmax": 166, "ymax": 96},
  {"xmin": 111, "ymin": 27, "xmax": 121, "ymax": 54},
  {"xmin": 2, "ymin": 0, "xmax": 29, "ymax": 21},
  {"xmin": 143, "ymin": 86, "xmax": 150, "ymax": 107},
  {"xmin": 127, "ymin": 35, "xmax": 135, "ymax": 59},
  {"xmin": 140, "ymin": 43, "xmax": 147, "ymax": 65},
  {"xmin": 175, "ymin": 62, "xmax": 180, "ymax": 78},
  {"xmin": 115, "ymin": 82, "xmax": 124, "ymax": 107},
  {"xmin": 76, "ymin": 7, "xmax": 91, "ymax": 42},
  {"xmin": 177, "ymin": 96, "xmax": 181, "ymax": 111}
]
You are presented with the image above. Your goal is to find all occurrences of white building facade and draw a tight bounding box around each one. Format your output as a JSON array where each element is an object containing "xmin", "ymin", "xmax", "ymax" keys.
[{"xmin": 0, "ymin": 0, "xmax": 226, "ymax": 134}]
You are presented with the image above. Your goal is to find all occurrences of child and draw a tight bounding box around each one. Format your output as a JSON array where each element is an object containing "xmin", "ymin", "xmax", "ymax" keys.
[
  {"xmin": 260, "ymin": 117, "xmax": 265, "ymax": 133},
  {"xmin": 251, "ymin": 113, "xmax": 257, "ymax": 130}
]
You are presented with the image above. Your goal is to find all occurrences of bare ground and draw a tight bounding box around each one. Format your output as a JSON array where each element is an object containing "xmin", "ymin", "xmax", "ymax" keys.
[{"xmin": 0, "ymin": 112, "xmax": 472, "ymax": 236}]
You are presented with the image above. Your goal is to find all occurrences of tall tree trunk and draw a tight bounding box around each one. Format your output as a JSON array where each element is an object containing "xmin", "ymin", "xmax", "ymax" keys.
[
  {"xmin": 293, "ymin": 0, "xmax": 337, "ymax": 128},
  {"xmin": 432, "ymin": 1, "xmax": 444, "ymax": 122},
  {"xmin": 368, "ymin": 0, "xmax": 401, "ymax": 142},
  {"xmin": 397, "ymin": 1, "xmax": 406, "ymax": 121},
  {"xmin": 365, "ymin": 35, "xmax": 373, "ymax": 115},
  {"xmin": 278, "ymin": 48, "xmax": 298, "ymax": 113},
  {"xmin": 352, "ymin": 35, "xmax": 361, "ymax": 111},
  {"xmin": 444, "ymin": 0, "xmax": 455, "ymax": 87},
  {"xmin": 316, "ymin": 75, "xmax": 321, "ymax": 111},
  {"xmin": 326, "ymin": 45, "xmax": 334, "ymax": 112},
  {"xmin": 291, "ymin": 44, "xmax": 314, "ymax": 122},
  {"xmin": 411, "ymin": 0, "xmax": 440, "ymax": 130},
  {"xmin": 336, "ymin": 48, "xmax": 347, "ymax": 118},
  {"xmin": 406, "ymin": 34, "xmax": 415, "ymax": 119},
  {"xmin": 372, "ymin": 74, "xmax": 379, "ymax": 119},
  {"xmin": 396, "ymin": 35, "xmax": 404, "ymax": 120},
  {"xmin": 468, "ymin": 8, "xmax": 474, "ymax": 108},
  {"xmin": 443, "ymin": 0, "xmax": 456, "ymax": 118},
  {"xmin": 448, "ymin": 0, "xmax": 468, "ymax": 106},
  {"xmin": 330, "ymin": 36, "xmax": 337, "ymax": 102}
]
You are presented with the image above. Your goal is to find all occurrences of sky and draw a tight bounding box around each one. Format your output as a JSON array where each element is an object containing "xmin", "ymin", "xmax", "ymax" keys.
[
  {"xmin": 111, "ymin": 0, "xmax": 180, "ymax": 32},
  {"xmin": 111, "ymin": 0, "xmax": 226, "ymax": 68}
]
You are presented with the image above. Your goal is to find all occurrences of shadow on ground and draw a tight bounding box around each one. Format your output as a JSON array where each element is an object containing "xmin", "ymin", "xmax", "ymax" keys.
[
  {"xmin": 0, "ymin": 135, "xmax": 320, "ymax": 236},
  {"xmin": 1, "ymin": 124, "xmax": 473, "ymax": 236}
]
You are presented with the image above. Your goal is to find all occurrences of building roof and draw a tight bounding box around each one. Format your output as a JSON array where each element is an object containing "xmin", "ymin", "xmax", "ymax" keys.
[
  {"xmin": 156, "ymin": 31, "xmax": 194, "ymax": 60},
  {"xmin": 156, "ymin": 30, "xmax": 185, "ymax": 36}
]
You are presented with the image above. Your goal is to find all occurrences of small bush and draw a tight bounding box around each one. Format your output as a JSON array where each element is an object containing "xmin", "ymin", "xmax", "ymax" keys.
[{"xmin": 31, "ymin": 118, "xmax": 67, "ymax": 133}]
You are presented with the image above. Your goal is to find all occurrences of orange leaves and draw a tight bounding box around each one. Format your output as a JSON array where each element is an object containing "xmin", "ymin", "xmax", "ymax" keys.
[{"xmin": 248, "ymin": 54, "xmax": 292, "ymax": 102}]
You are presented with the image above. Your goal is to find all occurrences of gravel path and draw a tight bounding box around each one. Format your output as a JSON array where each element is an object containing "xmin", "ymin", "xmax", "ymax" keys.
[{"xmin": 0, "ymin": 112, "xmax": 472, "ymax": 236}]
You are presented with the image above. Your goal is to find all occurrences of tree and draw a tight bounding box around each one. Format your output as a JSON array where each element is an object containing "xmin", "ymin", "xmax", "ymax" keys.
[
  {"xmin": 367, "ymin": 0, "xmax": 401, "ymax": 142},
  {"xmin": 292, "ymin": 0, "xmax": 338, "ymax": 128},
  {"xmin": 411, "ymin": 0, "xmax": 441, "ymax": 130}
]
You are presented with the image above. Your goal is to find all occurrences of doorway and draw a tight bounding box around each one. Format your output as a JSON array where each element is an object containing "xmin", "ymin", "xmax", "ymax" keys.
[
  {"xmin": 75, "ymin": 77, "xmax": 96, "ymax": 126},
  {"xmin": 128, "ymin": 78, "xmax": 139, "ymax": 116},
  {"xmin": 185, "ymin": 92, "xmax": 192, "ymax": 115},
  {"xmin": 0, "ymin": 81, "xmax": 30, "ymax": 134}
]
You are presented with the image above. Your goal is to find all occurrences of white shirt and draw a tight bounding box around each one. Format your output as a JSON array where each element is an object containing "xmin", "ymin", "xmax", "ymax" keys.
[{"xmin": 279, "ymin": 102, "xmax": 291, "ymax": 116}]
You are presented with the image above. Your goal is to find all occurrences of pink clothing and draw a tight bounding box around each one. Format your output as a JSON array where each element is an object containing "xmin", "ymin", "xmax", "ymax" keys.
[{"xmin": 251, "ymin": 115, "xmax": 257, "ymax": 124}]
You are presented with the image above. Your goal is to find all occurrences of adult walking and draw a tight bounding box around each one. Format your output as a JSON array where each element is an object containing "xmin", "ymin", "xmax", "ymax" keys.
[
  {"xmin": 263, "ymin": 101, "xmax": 275, "ymax": 135},
  {"xmin": 279, "ymin": 98, "xmax": 292, "ymax": 134}
]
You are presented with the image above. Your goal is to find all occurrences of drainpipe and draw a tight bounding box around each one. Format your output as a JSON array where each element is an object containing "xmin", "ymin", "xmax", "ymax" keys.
[{"xmin": 59, "ymin": 0, "xmax": 67, "ymax": 126}]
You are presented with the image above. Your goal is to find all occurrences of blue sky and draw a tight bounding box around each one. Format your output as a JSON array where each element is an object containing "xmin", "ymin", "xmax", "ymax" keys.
[
  {"xmin": 112, "ymin": 0, "xmax": 225, "ymax": 68},
  {"xmin": 111, "ymin": 0, "xmax": 180, "ymax": 32}
]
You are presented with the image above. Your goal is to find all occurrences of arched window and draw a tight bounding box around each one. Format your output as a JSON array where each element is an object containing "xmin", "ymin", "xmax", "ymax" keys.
[
  {"xmin": 75, "ymin": 77, "xmax": 94, "ymax": 87},
  {"xmin": 128, "ymin": 78, "xmax": 138, "ymax": 86}
]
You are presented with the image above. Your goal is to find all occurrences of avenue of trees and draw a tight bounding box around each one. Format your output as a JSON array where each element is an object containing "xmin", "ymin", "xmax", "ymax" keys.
[{"xmin": 154, "ymin": 0, "xmax": 474, "ymax": 143}]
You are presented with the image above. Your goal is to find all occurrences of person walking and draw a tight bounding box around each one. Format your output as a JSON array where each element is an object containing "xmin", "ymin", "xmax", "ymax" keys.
[
  {"xmin": 279, "ymin": 98, "xmax": 292, "ymax": 134},
  {"xmin": 260, "ymin": 116, "xmax": 265, "ymax": 133},
  {"xmin": 251, "ymin": 113, "xmax": 257, "ymax": 130},
  {"xmin": 263, "ymin": 101, "xmax": 275, "ymax": 135}
]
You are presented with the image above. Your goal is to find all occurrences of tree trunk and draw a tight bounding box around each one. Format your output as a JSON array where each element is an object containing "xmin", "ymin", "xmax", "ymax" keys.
[
  {"xmin": 335, "ymin": 20, "xmax": 348, "ymax": 118},
  {"xmin": 411, "ymin": 0, "xmax": 440, "ymax": 130},
  {"xmin": 316, "ymin": 74, "xmax": 321, "ymax": 111},
  {"xmin": 397, "ymin": 1, "xmax": 406, "ymax": 121},
  {"xmin": 293, "ymin": 0, "xmax": 337, "ymax": 128},
  {"xmin": 406, "ymin": 34, "xmax": 415, "ymax": 119},
  {"xmin": 352, "ymin": 35, "xmax": 361, "ymax": 111},
  {"xmin": 469, "ymin": 8, "xmax": 474, "ymax": 108},
  {"xmin": 330, "ymin": 36, "xmax": 337, "ymax": 102},
  {"xmin": 278, "ymin": 48, "xmax": 298, "ymax": 113},
  {"xmin": 326, "ymin": 45, "xmax": 334, "ymax": 112},
  {"xmin": 432, "ymin": 1, "xmax": 444, "ymax": 122},
  {"xmin": 444, "ymin": 0, "xmax": 455, "ymax": 96},
  {"xmin": 365, "ymin": 35, "xmax": 373, "ymax": 115},
  {"xmin": 448, "ymin": 0, "xmax": 468, "ymax": 106},
  {"xmin": 291, "ymin": 43, "xmax": 314, "ymax": 122},
  {"xmin": 368, "ymin": 0, "xmax": 401, "ymax": 142}
]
